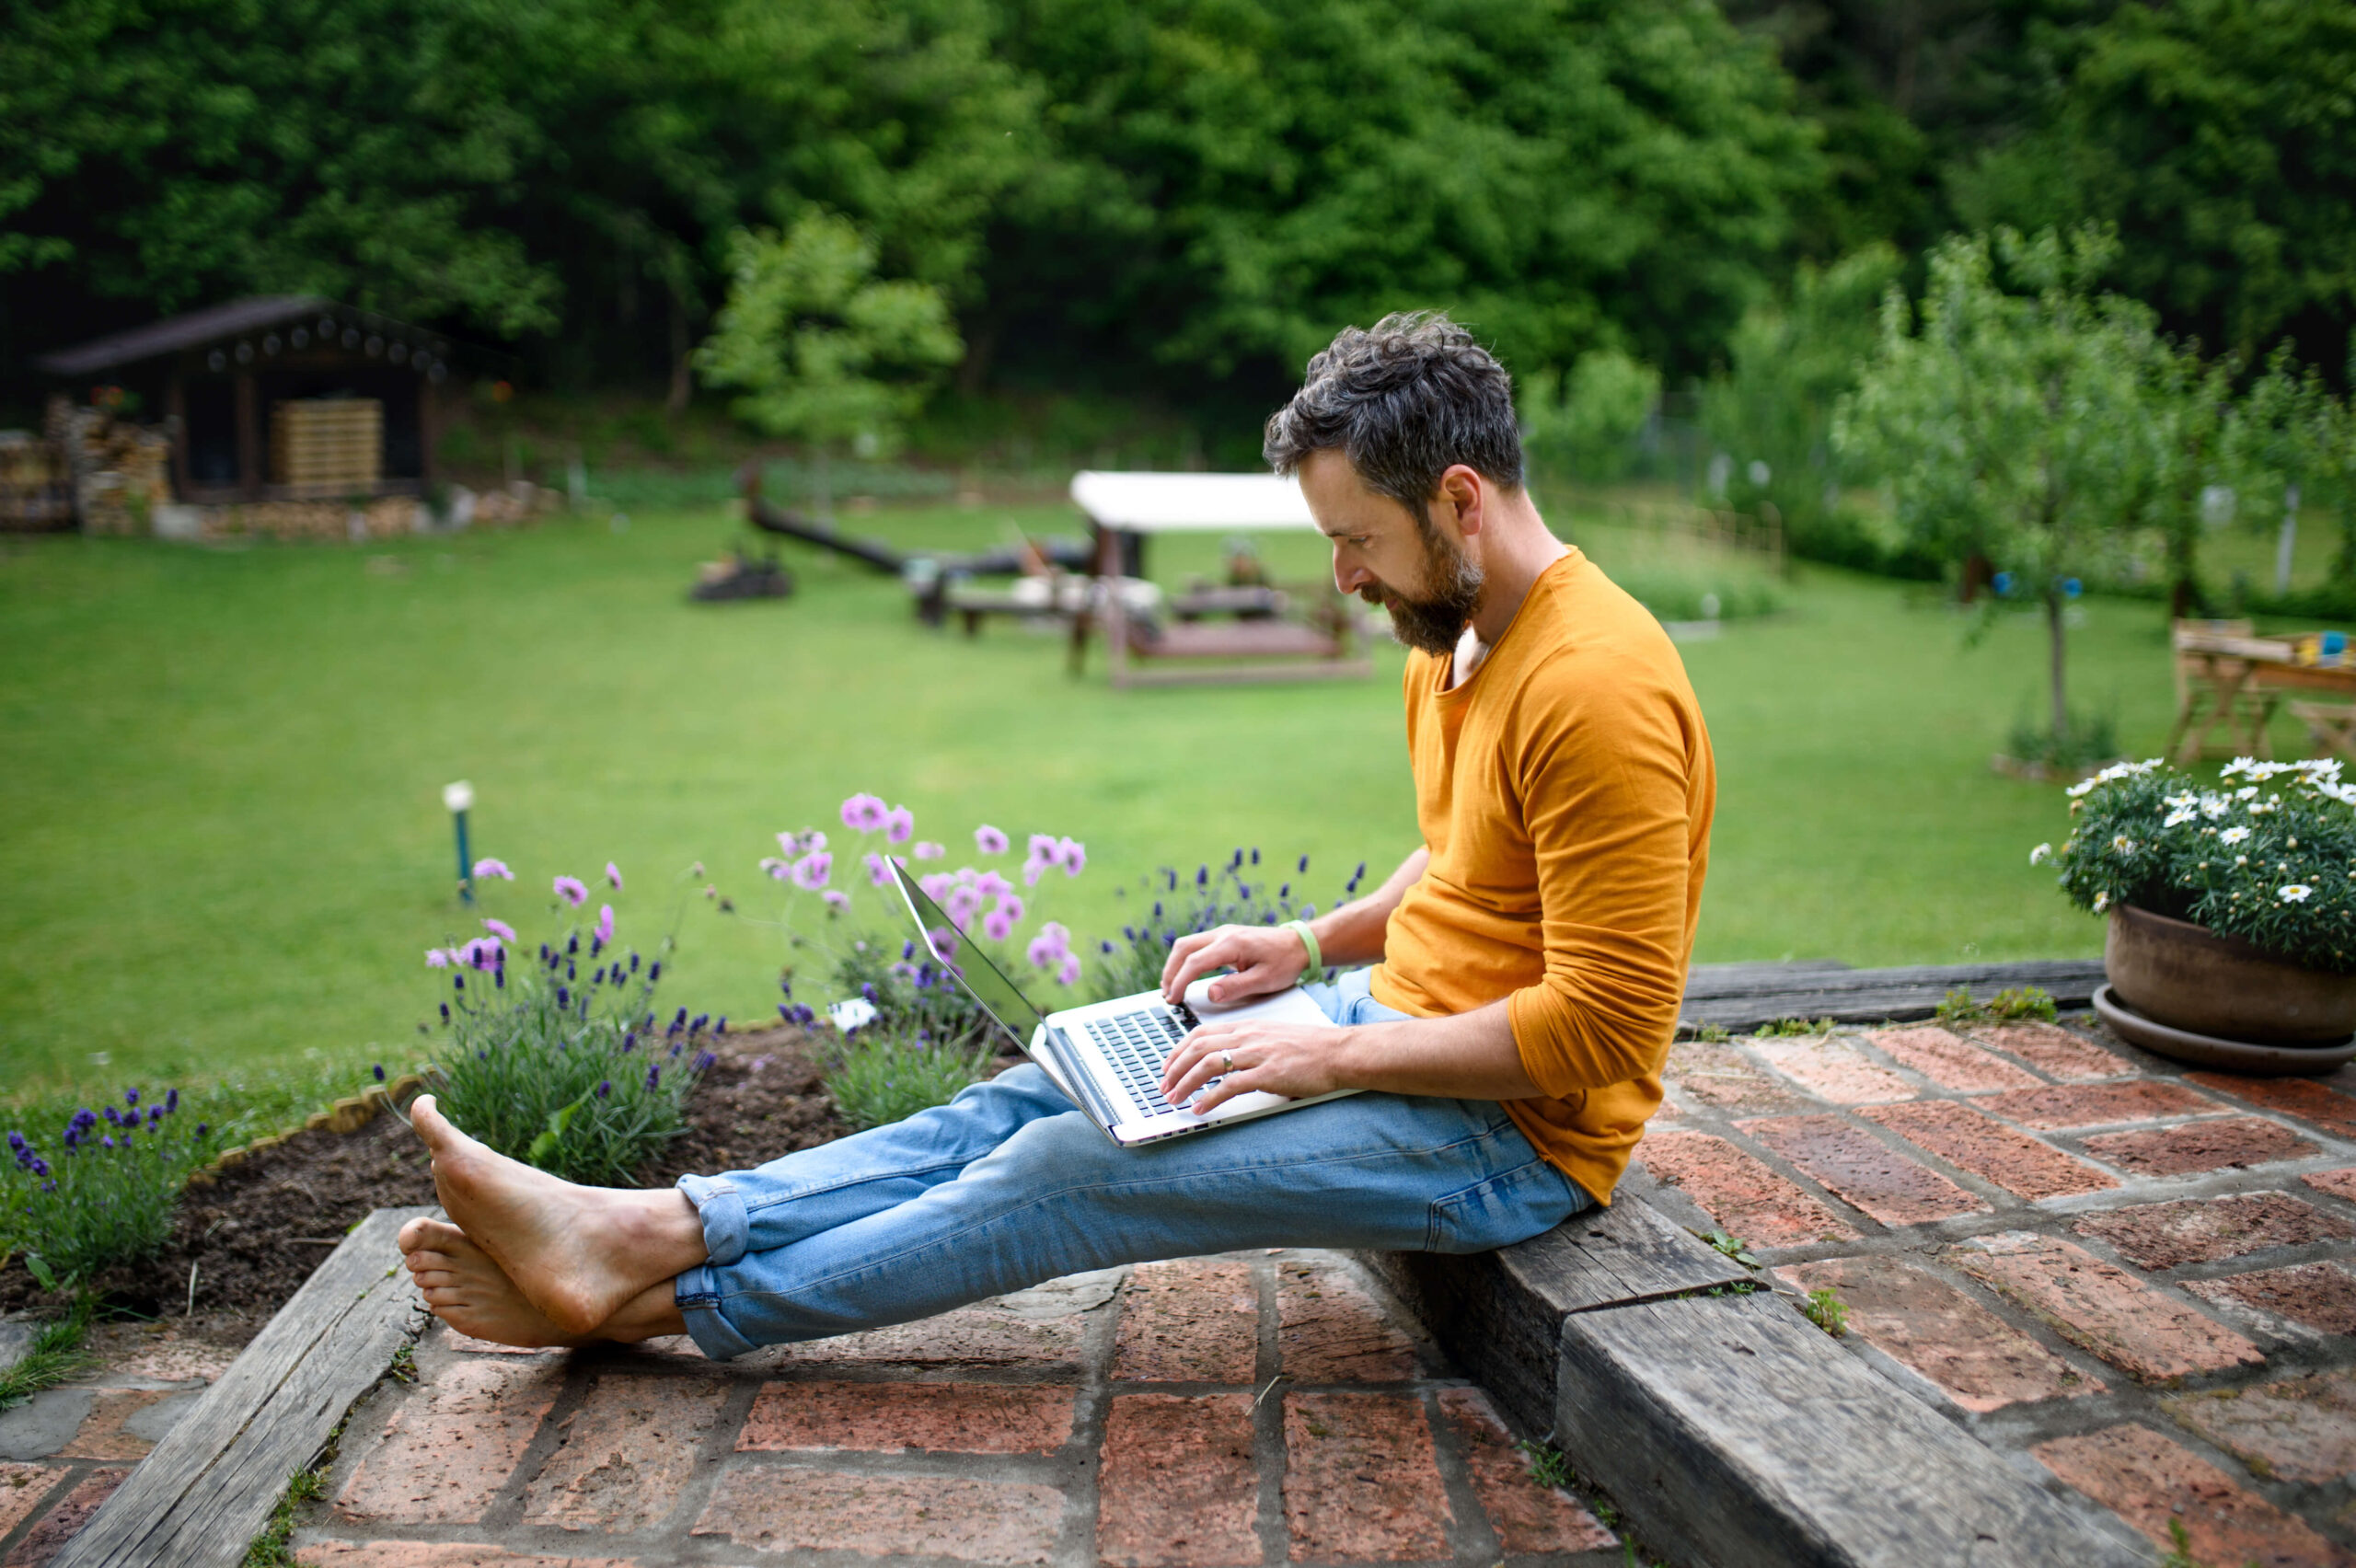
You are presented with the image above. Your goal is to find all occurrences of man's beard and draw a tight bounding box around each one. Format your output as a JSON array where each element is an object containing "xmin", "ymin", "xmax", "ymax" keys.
[{"xmin": 1363, "ymin": 511, "xmax": 1484, "ymax": 654}]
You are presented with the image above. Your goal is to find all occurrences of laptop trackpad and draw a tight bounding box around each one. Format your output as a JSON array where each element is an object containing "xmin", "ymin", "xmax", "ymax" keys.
[{"xmin": 1181, "ymin": 978, "xmax": 1332, "ymax": 1028}]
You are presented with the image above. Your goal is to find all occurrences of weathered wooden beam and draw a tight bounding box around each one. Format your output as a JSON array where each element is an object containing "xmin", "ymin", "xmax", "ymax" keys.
[
  {"xmin": 1357, "ymin": 1195, "xmax": 1748, "ymax": 1435},
  {"xmin": 1680, "ymin": 959, "xmax": 2106, "ymax": 1033},
  {"xmin": 52, "ymin": 1206, "xmax": 429, "ymax": 1568},
  {"xmin": 1553, "ymin": 1289, "xmax": 2144, "ymax": 1568}
]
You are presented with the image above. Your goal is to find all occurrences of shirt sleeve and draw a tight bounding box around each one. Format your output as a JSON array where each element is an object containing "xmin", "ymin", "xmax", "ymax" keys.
[{"xmin": 1504, "ymin": 654, "xmax": 1703, "ymax": 1095}]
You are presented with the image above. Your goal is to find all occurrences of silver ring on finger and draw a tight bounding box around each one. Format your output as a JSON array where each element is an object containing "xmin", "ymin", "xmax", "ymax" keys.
[{"xmin": 1220, "ymin": 1051, "xmax": 1235, "ymax": 1073}]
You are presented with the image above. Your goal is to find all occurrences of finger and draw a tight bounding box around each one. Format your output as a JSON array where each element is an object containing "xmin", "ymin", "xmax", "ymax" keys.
[
  {"xmin": 1161, "ymin": 1020, "xmax": 1243, "ymax": 1094},
  {"xmin": 1159, "ymin": 929, "xmax": 1219, "ymax": 996},
  {"xmin": 1161, "ymin": 929, "xmax": 1238, "ymax": 1001},
  {"xmin": 1166, "ymin": 1027, "xmax": 1251, "ymax": 1104},
  {"xmin": 1184, "ymin": 1065, "xmax": 1262, "ymax": 1116}
]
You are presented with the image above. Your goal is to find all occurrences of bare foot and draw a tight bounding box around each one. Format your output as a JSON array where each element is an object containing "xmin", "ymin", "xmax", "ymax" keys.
[
  {"xmin": 398, "ymin": 1216, "xmax": 587, "ymax": 1348},
  {"xmin": 408, "ymin": 1094, "xmax": 708, "ymax": 1335}
]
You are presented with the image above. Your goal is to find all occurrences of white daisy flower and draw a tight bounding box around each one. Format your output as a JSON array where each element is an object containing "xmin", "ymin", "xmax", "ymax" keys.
[
  {"xmin": 2164, "ymin": 809, "xmax": 2197, "ymax": 827},
  {"xmin": 2030, "ymin": 843, "xmax": 2052, "ymax": 865},
  {"xmin": 2281, "ymin": 884, "xmax": 2315, "ymax": 903},
  {"xmin": 2093, "ymin": 891, "xmax": 2110, "ymax": 912},
  {"xmin": 2221, "ymin": 826, "xmax": 2252, "ymax": 845}
]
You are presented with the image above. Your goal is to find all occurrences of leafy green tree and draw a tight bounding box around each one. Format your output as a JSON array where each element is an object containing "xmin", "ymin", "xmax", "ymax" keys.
[
  {"xmin": 1519, "ymin": 350, "xmax": 1660, "ymax": 486},
  {"xmin": 1700, "ymin": 245, "xmax": 1903, "ymax": 567},
  {"xmin": 1834, "ymin": 226, "xmax": 2164, "ymax": 750},
  {"xmin": 1953, "ymin": 0, "xmax": 2356, "ymax": 366},
  {"xmin": 2134, "ymin": 342, "xmax": 2240, "ymax": 617},
  {"xmin": 696, "ymin": 213, "xmax": 963, "ymax": 519},
  {"xmin": 2224, "ymin": 346, "xmax": 2340, "ymax": 596}
]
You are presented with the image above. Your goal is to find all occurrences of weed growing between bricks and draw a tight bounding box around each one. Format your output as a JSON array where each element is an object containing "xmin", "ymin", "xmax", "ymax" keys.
[
  {"xmin": 0, "ymin": 1292, "xmax": 94, "ymax": 1411},
  {"xmin": 240, "ymin": 1414, "xmax": 345, "ymax": 1568}
]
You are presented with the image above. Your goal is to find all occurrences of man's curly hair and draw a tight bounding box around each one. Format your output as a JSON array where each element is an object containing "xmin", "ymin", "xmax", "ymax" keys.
[{"xmin": 1263, "ymin": 312, "xmax": 1523, "ymax": 516}]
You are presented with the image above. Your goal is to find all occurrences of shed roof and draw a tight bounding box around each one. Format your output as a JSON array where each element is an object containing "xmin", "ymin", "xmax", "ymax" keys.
[{"xmin": 34, "ymin": 295, "xmax": 453, "ymax": 377}]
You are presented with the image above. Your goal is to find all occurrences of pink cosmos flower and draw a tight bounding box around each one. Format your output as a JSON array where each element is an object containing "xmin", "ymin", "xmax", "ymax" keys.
[
  {"xmin": 1057, "ymin": 837, "xmax": 1087, "ymax": 876},
  {"xmin": 1027, "ymin": 922, "xmax": 1071, "ymax": 968},
  {"xmin": 460, "ymin": 937, "xmax": 503, "ymax": 969},
  {"xmin": 471, "ymin": 859, "xmax": 514, "ymax": 880},
  {"xmin": 760, "ymin": 857, "xmax": 790, "ymax": 879},
  {"xmin": 791, "ymin": 851, "xmax": 833, "ymax": 890},
  {"xmin": 1029, "ymin": 833, "xmax": 1058, "ymax": 859},
  {"xmin": 425, "ymin": 949, "xmax": 452, "ymax": 968},
  {"xmin": 823, "ymin": 890, "xmax": 851, "ymax": 914},
  {"xmin": 919, "ymin": 872, "xmax": 955, "ymax": 902},
  {"xmin": 481, "ymin": 918, "xmax": 517, "ymax": 943},
  {"xmin": 553, "ymin": 875, "xmax": 589, "ymax": 907},
  {"xmin": 595, "ymin": 905, "xmax": 615, "ymax": 944},
  {"xmin": 945, "ymin": 885, "xmax": 984, "ymax": 929},
  {"xmin": 914, "ymin": 840, "xmax": 945, "ymax": 860},
  {"xmin": 975, "ymin": 824, "xmax": 1009, "ymax": 855},
  {"xmin": 840, "ymin": 793, "xmax": 888, "ymax": 832},
  {"xmin": 884, "ymin": 805, "xmax": 915, "ymax": 844},
  {"xmin": 606, "ymin": 861, "xmax": 624, "ymax": 890},
  {"xmin": 995, "ymin": 894, "xmax": 1025, "ymax": 925},
  {"xmin": 1056, "ymin": 953, "xmax": 1082, "ymax": 986},
  {"xmin": 1022, "ymin": 858, "xmax": 1048, "ymax": 888},
  {"xmin": 925, "ymin": 927, "xmax": 960, "ymax": 963},
  {"xmin": 865, "ymin": 852, "xmax": 895, "ymax": 887},
  {"xmin": 974, "ymin": 870, "xmax": 1012, "ymax": 899},
  {"xmin": 983, "ymin": 907, "xmax": 1016, "ymax": 941}
]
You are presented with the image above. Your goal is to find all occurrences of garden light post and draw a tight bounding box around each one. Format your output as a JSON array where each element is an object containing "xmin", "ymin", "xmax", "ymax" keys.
[{"xmin": 445, "ymin": 780, "xmax": 475, "ymax": 904}]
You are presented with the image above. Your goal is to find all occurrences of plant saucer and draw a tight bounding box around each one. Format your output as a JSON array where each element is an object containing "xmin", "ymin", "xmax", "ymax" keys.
[{"xmin": 2092, "ymin": 985, "xmax": 2356, "ymax": 1077}]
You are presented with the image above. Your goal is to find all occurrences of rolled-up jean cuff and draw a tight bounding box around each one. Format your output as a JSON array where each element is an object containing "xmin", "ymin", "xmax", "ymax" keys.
[
  {"xmin": 677, "ymin": 1173, "xmax": 749, "ymax": 1266},
  {"xmin": 673, "ymin": 1264, "xmax": 757, "ymax": 1360}
]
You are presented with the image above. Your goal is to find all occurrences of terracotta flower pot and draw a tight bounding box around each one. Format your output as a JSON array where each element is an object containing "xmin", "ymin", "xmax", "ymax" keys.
[{"xmin": 2105, "ymin": 905, "xmax": 2356, "ymax": 1044}]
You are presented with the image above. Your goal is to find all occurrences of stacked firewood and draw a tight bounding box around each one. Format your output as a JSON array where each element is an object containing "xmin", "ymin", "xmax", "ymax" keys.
[
  {"xmin": 0, "ymin": 428, "xmax": 71, "ymax": 531},
  {"xmin": 47, "ymin": 396, "xmax": 171, "ymax": 536}
]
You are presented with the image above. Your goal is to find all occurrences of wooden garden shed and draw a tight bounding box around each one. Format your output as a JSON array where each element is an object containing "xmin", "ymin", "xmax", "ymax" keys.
[{"xmin": 34, "ymin": 295, "xmax": 455, "ymax": 503}]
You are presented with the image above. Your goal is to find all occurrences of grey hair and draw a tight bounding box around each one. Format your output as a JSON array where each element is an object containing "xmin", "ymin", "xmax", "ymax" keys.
[{"xmin": 1263, "ymin": 311, "xmax": 1523, "ymax": 515}]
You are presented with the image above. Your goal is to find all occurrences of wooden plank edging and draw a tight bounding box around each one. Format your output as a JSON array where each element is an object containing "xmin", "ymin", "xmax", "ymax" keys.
[{"xmin": 51, "ymin": 1205, "xmax": 431, "ymax": 1568}]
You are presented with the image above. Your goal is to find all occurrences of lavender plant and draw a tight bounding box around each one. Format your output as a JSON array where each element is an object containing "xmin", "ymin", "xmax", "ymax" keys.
[
  {"xmin": 3, "ymin": 1087, "xmax": 209, "ymax": 1289},
  {"xmin": 1094, "ymin": 847, "xmax": 1369, "ymax": 998},
  {"xmin": 2037, "ymin": 757, "xmax": 2356, "ymax": 973},
  {"xmin": 422, "ymin": 860, "xmax": 710, "ymax": 1184}
]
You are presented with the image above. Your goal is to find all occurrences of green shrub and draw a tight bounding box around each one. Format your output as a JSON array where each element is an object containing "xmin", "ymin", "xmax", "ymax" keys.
[
  {"xmin": 823, "ymin": 1025, "xmax": 994, "ymax": 1132},
  {"xmin": 422, "ymin": 878, "xmax": 707, "ymax": 1185},
  {"xmin": 3, "ymin": 1088, "xmax": 209, "ymax": 1288},
  {"xmin": 2004, "ymin": 709, "xmax": 2119, "ymax": 770},
  {"xmin": 1097, "ymin": 848, "xmax": 1359, "ymax": 999}
]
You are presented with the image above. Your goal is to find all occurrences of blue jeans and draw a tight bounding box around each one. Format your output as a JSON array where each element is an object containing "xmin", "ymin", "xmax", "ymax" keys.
[{"xmin": 671, "ymin": 969, "xmax": 1589, "ymax": 1359}]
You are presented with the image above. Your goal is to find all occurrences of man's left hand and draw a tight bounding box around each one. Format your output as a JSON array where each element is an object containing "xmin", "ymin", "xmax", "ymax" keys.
[{"xmin": 1161, "ymin": 1018, "xmax": 1356, "ymax": 1116}]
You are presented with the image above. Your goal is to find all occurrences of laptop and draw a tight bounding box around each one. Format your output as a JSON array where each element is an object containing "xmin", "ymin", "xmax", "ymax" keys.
[{"xmin": 885, "ymin": 859, "xmax": 1357, "ymax": 1146}]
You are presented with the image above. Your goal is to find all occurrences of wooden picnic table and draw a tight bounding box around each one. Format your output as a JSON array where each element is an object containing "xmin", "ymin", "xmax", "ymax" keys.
[{"xmin": 2166, "ymin": 619, "xmax": 2356, "ymax": 763}]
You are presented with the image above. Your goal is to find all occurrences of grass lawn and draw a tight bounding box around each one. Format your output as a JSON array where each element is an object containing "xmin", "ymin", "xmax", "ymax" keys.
[{"xmin": 0, "ymin": 492, "xmax": 2311, "ymax": 1102}]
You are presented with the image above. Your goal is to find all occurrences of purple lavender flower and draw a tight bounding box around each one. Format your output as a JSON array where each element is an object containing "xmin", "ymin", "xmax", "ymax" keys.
[
  {"xmin": 606, "ymin": 861, "xmax": 624, "ymax": 890},
  {"xmin": 913, "ymin": 841, "xmax": 945, "ymax": 860},
  {"xmin": 595, "ymin": 1079, "xmax": 612, "ymax": 1098},
  {"xmin": 473, "ymin": 859, "xmax": 514, "ymax": 880},
  {"xmin": 557, "ymin": 986, "xmax": 571, "ymax": 1009},
  {"xmin": 101, "ymin": 1135, "xmax": 115, "ymax": 1149},
  {"xmin": 645, "ymin": 1065, "xmax": 662, "ymax": 1090},
  {"xmin": 595, "ymin": 905, "xmax": 616, "ymax": 944},
  {"xmin": 481, "ymin": 917, "xmax": 518, "ymax": 943},
  {"xmin": 840, "ymin": 793, "xmax": 888, "ymax": 832},
  {"xmin": 975, "ymin": 824, "xmax": 1009, "ymax": 855},
  {"xmin": 373, "ymin": 1064, "xmax": 386, "ymax": 1082},
  {"xmin": 694, "ymin": 1051, "xmax": 717, "ymax": 1071},
  {"xmin": 649, "ymin": 962, "xmax": 662, "ymax": 982},
  {"xmin": 440, "ymin": 1002, "xmax": 451, "ymax": 1022},
  {"xmin": 195, "ymin": 1124, "xmax": 207, "ymax": 1136},
  {"xmin": 166, "ymin": 1089, "xmax": 178, "ymax": 1112},
  {"xmin": 884, "ymin": 805, "xmax": 915, "ymax": 844},
  {"xmin": 124, "ymin": 1088, "xmax": 139, "ymax": 1106}
]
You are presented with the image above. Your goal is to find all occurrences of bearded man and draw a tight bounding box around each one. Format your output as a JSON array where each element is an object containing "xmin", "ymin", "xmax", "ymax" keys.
[{"xmin": 395, "ymin": 311, "xmax": 1715, "ymax": 1356}]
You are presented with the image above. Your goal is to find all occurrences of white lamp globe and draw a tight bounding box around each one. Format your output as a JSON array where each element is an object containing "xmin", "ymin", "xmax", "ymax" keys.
[{"xmin": 442, "ymin": 780, "xmax": 476, "ymax": 813}]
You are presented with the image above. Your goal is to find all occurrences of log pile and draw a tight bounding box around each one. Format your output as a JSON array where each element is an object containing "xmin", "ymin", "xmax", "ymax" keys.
[
  {"xmin": 0, "ymin": 428, "xmax": 71, "ymax": 531},
  {"xmin": 46, "ymin": 396, "xmax": 172, "ymax": 536}
]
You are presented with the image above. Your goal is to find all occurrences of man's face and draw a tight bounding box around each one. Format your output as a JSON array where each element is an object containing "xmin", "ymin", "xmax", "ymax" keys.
[{"xmin": 1298, "ymin": 449, "xmax": 1484, "ymax": 654}]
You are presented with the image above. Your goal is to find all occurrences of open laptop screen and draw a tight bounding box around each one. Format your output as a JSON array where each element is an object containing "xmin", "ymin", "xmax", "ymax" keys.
[{"xmin": 884, "ymin": 858, "xmax": 1054, "ymax": 1048}]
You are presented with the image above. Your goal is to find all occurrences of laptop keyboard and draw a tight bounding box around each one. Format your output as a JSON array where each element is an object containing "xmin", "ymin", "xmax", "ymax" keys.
[{"xmin": 1084, "ymin": 1006, "xmax": 1197, "ymax": 1118}]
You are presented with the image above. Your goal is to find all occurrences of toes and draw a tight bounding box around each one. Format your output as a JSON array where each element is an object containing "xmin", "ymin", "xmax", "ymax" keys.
[
  {"xmin": 398, "ymin": 1216, "xmax": 466, "ymax": 1254},
  {"xmin": 396, "ymin": 1216, "xmax": 435, "ymax": 1253}
]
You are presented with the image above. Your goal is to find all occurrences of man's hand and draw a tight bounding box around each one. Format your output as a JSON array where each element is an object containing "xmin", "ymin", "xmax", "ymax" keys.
[
  {"xmin": 1160, "ymin": 1017, "xmax": 1351, "ymax": 1116},
  {"xmin": 1159, "ymin": 923, "xmax": 1311, "ymax": 1006}
]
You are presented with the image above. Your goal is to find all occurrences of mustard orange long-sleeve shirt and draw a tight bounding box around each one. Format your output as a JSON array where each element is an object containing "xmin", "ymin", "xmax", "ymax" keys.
[{"xmin": 1369, "ymin": 548, "xmax": 1715, "ymax": 1205}]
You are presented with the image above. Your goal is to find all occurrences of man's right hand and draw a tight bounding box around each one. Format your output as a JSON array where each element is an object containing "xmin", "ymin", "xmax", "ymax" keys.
[{"xmin": 1160, "ymin": 923, "xmax": 1312, "ymax": 1007}]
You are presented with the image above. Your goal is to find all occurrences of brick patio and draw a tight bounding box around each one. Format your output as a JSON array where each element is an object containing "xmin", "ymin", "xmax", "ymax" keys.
[
  {"xmin": 288, "ymin": 1251, "xmax": 1623, "ymax": 1568},
  {"xmin": 1640, "ymin": 1014, "xmax": 2356, "ymax": 1568}
]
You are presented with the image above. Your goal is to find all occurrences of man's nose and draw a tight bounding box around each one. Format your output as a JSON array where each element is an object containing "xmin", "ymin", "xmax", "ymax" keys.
[{"xmin": 1332, "ymin": 548, "xmax": 1370, "ymax": 596}]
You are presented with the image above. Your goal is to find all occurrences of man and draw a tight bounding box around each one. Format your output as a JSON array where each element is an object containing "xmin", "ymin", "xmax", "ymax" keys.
[{"xmin": 397, "ymin": 312, "xmax": 1715, "ymax": 1355}]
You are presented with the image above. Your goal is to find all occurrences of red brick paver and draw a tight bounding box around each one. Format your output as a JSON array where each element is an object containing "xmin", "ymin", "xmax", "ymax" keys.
[
  {"xmin": 51, "ymin": 1390, "xmax": 172, "ymax": 1461},
  {"xmin": 1635, "ymin": 1131, "xmax": 1860, "ymax": 1246},
  {"xmin": 2189, "ymin": 1072, "xmax": 2356, "ymax": 1137},
  {"xmin": 1861, "ymin": 1099, "xmax": 2117, "ymax": 1200},
  {"xmin": 1114, "ymin": 1258, "xmax": 1259, "ymax": 1382},
  {"xmin": 2165, "ymin": 1369, "xmax": 2356, "ymax": 1485},
  {"xmin": 519, "ymin": 1372, "xmax": 730, "ymax": 1531},
  {"xmin": 2186, "ymin": 1262, "xmax": 2356, "ymax": 1337},
  {"xmin": 1738, "ymin": 1113, "xmax": 1990, "ymax": 1226},
  {"xmin": 2034, "ymin": 1425, "xmax": 2355, "ymax": 1568},
  {"xmin": 1282, "ymin": 1393, "xmax": 1452, "ymax": 1562},
  {"xmin": 2304, "ymin": 1166, "xmax": 2356, "ymax": 1203},
  {"xmin": 3, "ymin": 1468, "xmax": 126, "ymax": 1568},
  {"xmin": 336, "ymin": 1358, "xmax": 563, "ymax": 1525},
  {"xmin": 738, "ymin": 1379, "xmax": 1075, "ymax": 1454},
  {"xmin": 1947, "ymin": 1232, "xmax": 2264, "ymax": 1382},
  {"xmin": 693, "ymin": 1467, "xmax": 1066, "ymax": 1562},
  {"xmin": 1662, "ymin": 1040, "xmax": 1816, "ymax": 1114},
  {"xmin": 2082, "ymin": 1115, "xmax": 2320, "ymax": 1176},
  {"xmin": 1750, "ymin": 1037, "xmax": 1916, "ymax": 1104},
  {"xmin": 1276, "ymin": 1261, "xmax": 1419, "ymax": 1381},
  {"xmin": 1778, "ymin": 1256, "xmax": 2099, "ymax": 1412},
  {"xmin": 2073, "ymin": 1192, "xmax": 2353, "ymax": 1269},
  {"xmin": 1975, "ymin": 1021, "xmax": 2132, "ymax": 1080},
  {"xmin": 0, "ymin": 1468, "xmax": 64, "ymax": 1543},
  {"xmin": 1097, "ymin": 1394, "xmax": 1259, "ymax": 1568},
  {"xmin": 1865, "ymin": 1026, "xmax": 2041, "ymax": 1091},
  {"xmin": 1980, "ymin": 1079, "xmax": 2219, "ymax": 1129},
  {"xmin": 296, "ymin": 1545, "xmax": 635, "ymax": 1567},
  {"xmin": 1437, "ymin": 1389, "xmax": 1614, "ymax": 1554}
]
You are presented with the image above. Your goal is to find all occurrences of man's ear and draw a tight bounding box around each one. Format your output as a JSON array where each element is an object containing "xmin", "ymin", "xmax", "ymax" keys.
[{"xmin": 1436, "ymin": 465, "xmax": 1485, "ymax": 537}]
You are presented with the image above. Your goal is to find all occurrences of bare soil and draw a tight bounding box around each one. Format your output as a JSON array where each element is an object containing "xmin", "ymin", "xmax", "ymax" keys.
[{"xmin": 0, "ymin": 1025, "xmax": 851, "ymax": 1346}]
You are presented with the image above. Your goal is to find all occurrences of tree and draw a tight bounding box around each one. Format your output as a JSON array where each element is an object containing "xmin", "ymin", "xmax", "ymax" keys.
[
  {"xmin": 1519, "ymin": 350, "xmax": 1660, "ymax": 486},
  {"xmin": 2135, "ymin": 342, "xmax": 2240, "ymax": 617},
  {"xmin": 2224, "ymin": 347, "xmax": 2340, "ymax": 597},
  {"xmin": 695, "ymin": 214, "xmax": 963, "ymax": 519},
  {"xmin": 1833, "ymin": 226, "xmax": 2163, "ymax": 752}
]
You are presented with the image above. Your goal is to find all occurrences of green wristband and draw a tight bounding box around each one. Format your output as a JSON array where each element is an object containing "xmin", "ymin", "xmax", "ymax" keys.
[{"xmin": 1279, "ymin": 918, "xmax": 1325, "ymax": 983}]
